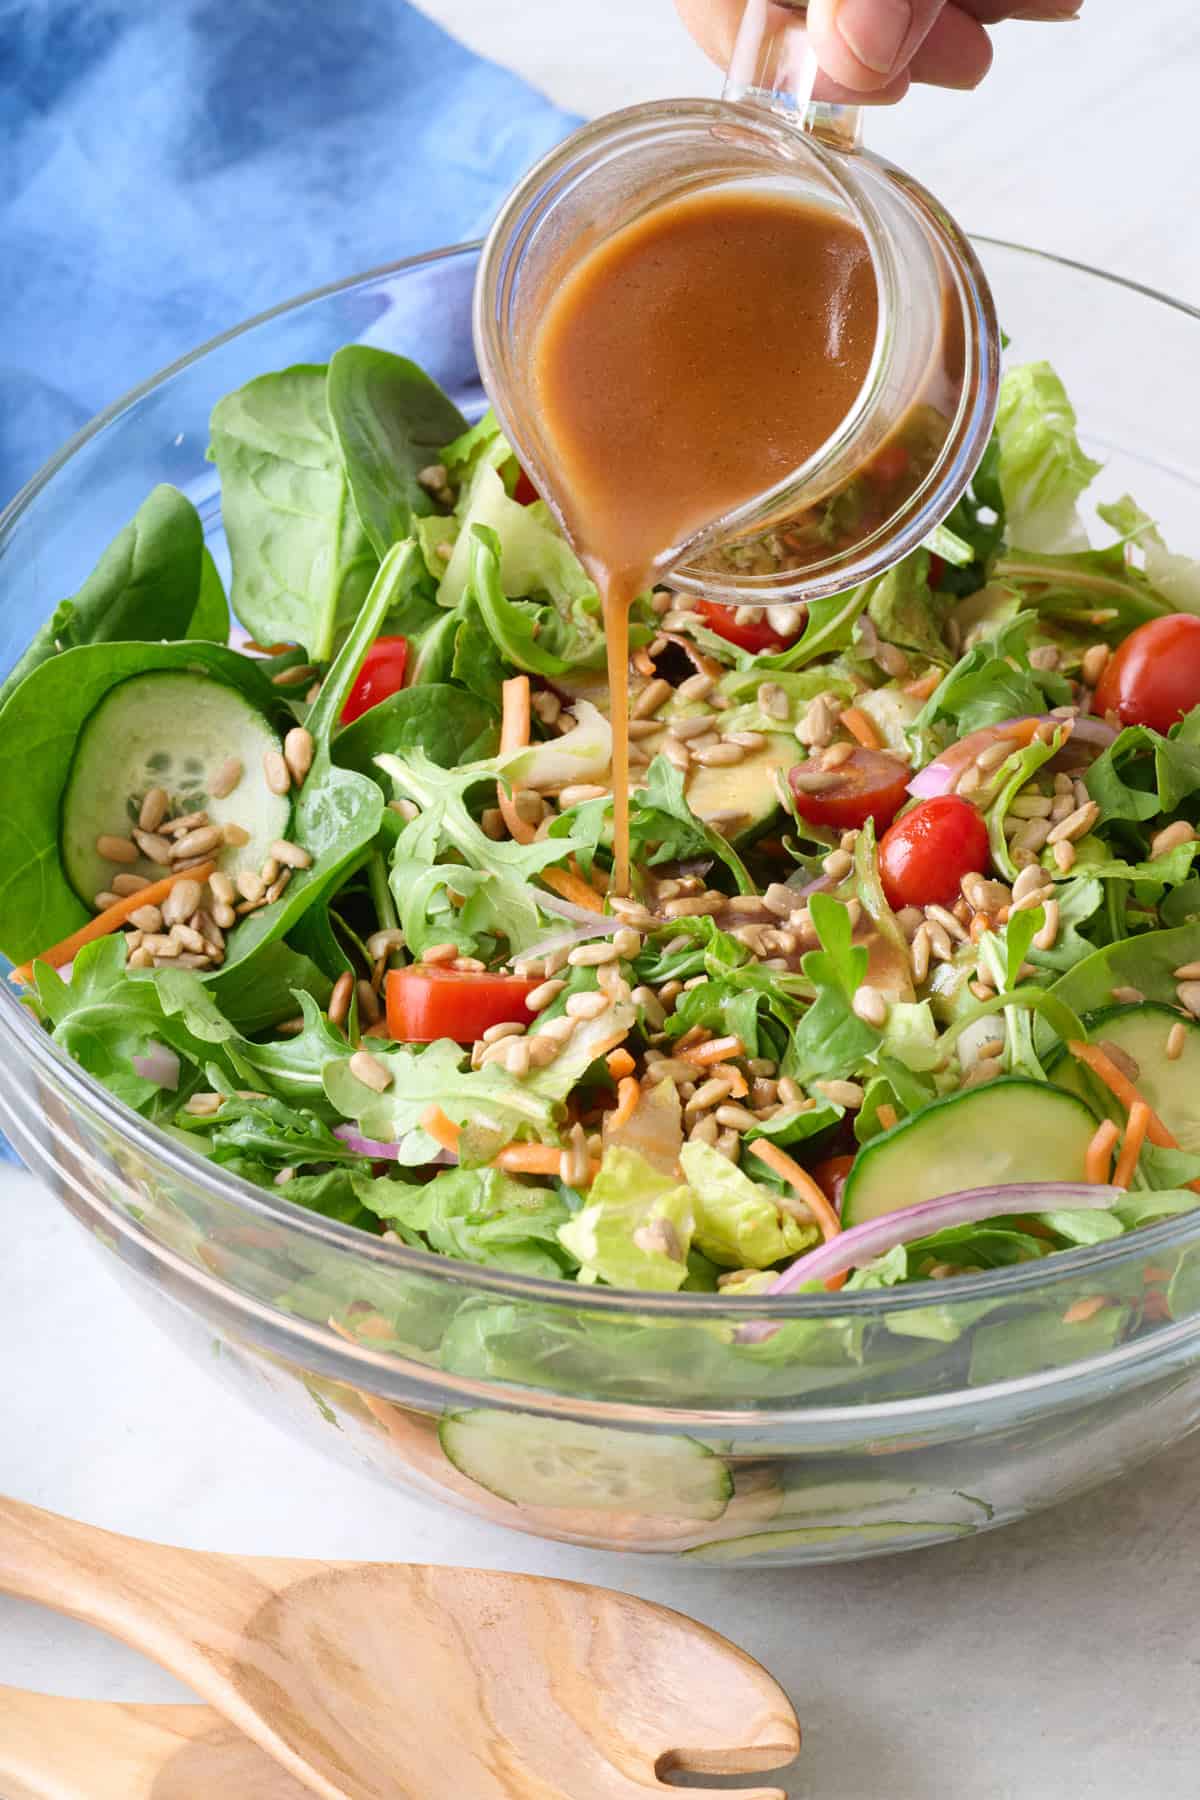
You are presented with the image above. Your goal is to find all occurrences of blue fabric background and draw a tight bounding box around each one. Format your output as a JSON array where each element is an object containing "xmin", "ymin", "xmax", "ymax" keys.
[{"xmin": 0, "ymin": 0, "xmax": 580, "ymax": 507}]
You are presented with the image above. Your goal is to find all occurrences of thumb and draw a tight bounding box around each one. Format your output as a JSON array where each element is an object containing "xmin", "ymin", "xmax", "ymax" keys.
[{"xmin": 806, "ymin": 0, "xmax": 949, "ymax": 87}]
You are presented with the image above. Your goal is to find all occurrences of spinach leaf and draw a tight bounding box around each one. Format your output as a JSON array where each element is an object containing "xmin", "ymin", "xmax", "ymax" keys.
[
  {"xmin": 0, "ymin": 638, "xmax": 284, "ymax": 964},
  {"xmin": 785, "ymin": 894, "xmax": 882, "ymax": 1086},
  {"xmin": 204, "ymin": 547, "xmax": 404, "ymax": 1013},
  {"xmin": 0, "ymin": 485, "xmax": 223, "ymax": 709},
  {"xmin": 326, "ymin": 347, "xmax": 466, "ymax": 559},
  {"xmin": 1085, "ymin": 714, "xmax": 1200, "ymax": 824},
  {"xmin": 335, "ymin": 684, "xmax": 498, "ymax": 776},
  {"xmin": 209, "ymin": 364, "xmax": 379, "ymax": 659}
]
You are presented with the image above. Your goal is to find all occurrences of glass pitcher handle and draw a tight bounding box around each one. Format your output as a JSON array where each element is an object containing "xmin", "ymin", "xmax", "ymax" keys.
[{"xmin": 722, "ymin": 0, "xmax": 864, "ymax": 151}]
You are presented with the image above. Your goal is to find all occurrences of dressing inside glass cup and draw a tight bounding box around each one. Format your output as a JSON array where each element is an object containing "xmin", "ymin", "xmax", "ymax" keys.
[{"xmin": 474, "ymin": 0, "xmax": 1000, "ymax": 886}]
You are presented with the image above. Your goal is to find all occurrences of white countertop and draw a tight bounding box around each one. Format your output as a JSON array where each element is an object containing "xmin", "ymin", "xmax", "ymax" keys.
[{"xmin": 5, "ymin": 5, "xmax": 1200, "ymax": 1796}]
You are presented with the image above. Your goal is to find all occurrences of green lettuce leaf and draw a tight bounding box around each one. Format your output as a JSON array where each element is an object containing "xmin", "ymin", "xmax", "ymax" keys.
[
  {"xmin": 994, "ymin": 361, "xmax": 1102, "ymax": 554},
  {"xmin": 865, "ymin": 550, "xmax": 952, "ymax": 666},
  {"xmin": 1097, "ymin": 495, "xmax": 1200, "ymax": 615},
  {"xmin": 558, "ymin": 1148, "xmax": 694, "ymax": 1291},
  {"xmin": 1084, "ymin": 712, "xmax": 1200, "ymax": 824},
  {"xmin": 679, "ymin": 1140, "xmax": 818, "ymax": 1270},
  {"xmin": 362, "ymin": 1166, "xmax": 576, "ymax": 1279}
]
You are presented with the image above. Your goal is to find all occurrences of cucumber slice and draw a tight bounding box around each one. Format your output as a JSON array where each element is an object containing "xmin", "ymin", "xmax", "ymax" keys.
[
  {"xmin": 1050, "ymin": 1004, "xmax": 1200, "ymax": 1153},
  {"xmin": 841, "ymin": 1078, "xmax": 1100, "ymax": 1227},
  {"xmin": 61, "ymin": 672, "xmax": 291, "ymax": 903},
  {"xmin": 683, "ymin": 732, "xmax": 796, "ymax": 848},
  {"xmin": 684, "ymin": 1520, "xmax": 974, "ymax": 1562},
  {"xmin": 439, "ymin": 1409, "xmax": 732, "ymax": 1521}
]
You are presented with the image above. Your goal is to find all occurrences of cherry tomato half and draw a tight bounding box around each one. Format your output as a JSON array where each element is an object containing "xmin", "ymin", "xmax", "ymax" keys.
[
  {"xmin": 340, "ymin": 636, "xmax": 410, "ymax": 726},
  {"xmin": 878, "ymin": 795, "xmax": 989, "ymax": 911},
  {"xmin": 385, "ymin": 967, "xmax": 539, "ymax": 1044},
  {"xmin": 789, "ymin": 747, "xmax": 912, "ymax": 834},
  {"xmin": 812, "ymin": 1154, "xmax": 856, "ymax": 1215},
  {"xmin": 513, "ymin": 466, "xmax": 540, "ymax": 505},
  {"xmin": 695, "ymin": 598, "xmax": 803, "ymax": 656},
  {"xmin": 1092, "ymin": 614, "xmax": 1200, "ymax": 736}
]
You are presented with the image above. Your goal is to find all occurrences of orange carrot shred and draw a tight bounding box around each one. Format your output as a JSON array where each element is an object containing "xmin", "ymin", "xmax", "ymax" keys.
[
  {"xmin": 494, "ymin": 1143, "xmax": 562, "ymax": 1174},
  {"xmin": 684, "ymin": 1034, "xmax": 744, "ymax": 1067},
  {"xmin": 1113, "ymin": 1100, "xmax": 1152, "ymax": 1188},
  {"xmin": 420, "ymin": 1106, "xmax": 462, "ymax": 1153},
  {"xmin": 9, "ymin": 862, "xmax": 217, "ymax": 985},
  {"xmin": 1084, "ymin": 1118, "xmax": 1120, "ymax": 1185},
  {"xmin": 1063, "ymin": 1296, "xmax": 1107, "ymax": 1325},
  {"xmin": 840, "ymin": 706, "xmax": 883, "ymax": 751},
  {"xmin": 539, "ymin": 865, "xmax": 605, "ymax": 913},
  {"xmin": 607, "ymin": 1048, "xmax": 636, "ymax": 1079},
  {"xmin": 876, "ymin": 1102, "xmax": 899, "ymax": 1131},
  {"xmin": 610, "ymin": 1076, "xmax": 641, "ymax": 1130},
  {"xmin": 749, "ymin": 1139, "xmax": 842, "ymax": 1244},
  {"xmin": 632, "ymin": 646, "xmax": 656, "ymax": 677},
  {"xmin": 1067, "ymin": 1042, "xmax": 1177, "ymax": 1148},
  {"xmin": 903, "ymin": 669, "xmax": 943, "ymax": 701},
  {"xmin": 497, "ymin": 675, "xmax": 536, "ymax": 845}
]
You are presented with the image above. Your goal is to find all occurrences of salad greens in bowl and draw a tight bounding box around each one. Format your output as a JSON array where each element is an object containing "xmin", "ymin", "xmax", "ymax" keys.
[{"xmin": 3, "ymin": 240, "xmax": 1200, "ymax": 1565}]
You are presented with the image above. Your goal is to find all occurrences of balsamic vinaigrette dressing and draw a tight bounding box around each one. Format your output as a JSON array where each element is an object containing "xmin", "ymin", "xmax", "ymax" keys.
[{"xmin": 529, "ymin": 186, "xmax": 879, "ymax": 893}]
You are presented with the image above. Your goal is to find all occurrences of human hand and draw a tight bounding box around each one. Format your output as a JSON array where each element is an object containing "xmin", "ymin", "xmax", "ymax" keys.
[{"xmin": 675, "ymin": 0, "xmax": 1083, "ymax": 104}]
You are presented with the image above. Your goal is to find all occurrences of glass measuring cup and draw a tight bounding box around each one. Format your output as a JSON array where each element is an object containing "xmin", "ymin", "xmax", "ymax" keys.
[{"xmin": 474, "ymin": 0, "xmax": 1000, "ymax": 605}]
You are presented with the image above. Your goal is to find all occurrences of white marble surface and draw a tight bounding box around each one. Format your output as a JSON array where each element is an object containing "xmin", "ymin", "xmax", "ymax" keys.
[{"xmin": 5, "ymin": 4, "xmax": 1200, "ymax": 1796}]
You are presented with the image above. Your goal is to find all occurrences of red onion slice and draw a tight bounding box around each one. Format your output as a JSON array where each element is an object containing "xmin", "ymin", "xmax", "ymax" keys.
[{"xmin": 131, "ymin": 1042, "xmax": 180, "ymax": 1091}]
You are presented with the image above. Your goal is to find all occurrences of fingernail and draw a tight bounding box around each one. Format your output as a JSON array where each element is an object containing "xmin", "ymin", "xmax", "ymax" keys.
[
  {"xmin": 1010, "ymin": 4, "xmax": 1080, "ymax": 16},
  {"xmin": 834, "ymin": 0, "xmax": 913, "ymax": 74}
]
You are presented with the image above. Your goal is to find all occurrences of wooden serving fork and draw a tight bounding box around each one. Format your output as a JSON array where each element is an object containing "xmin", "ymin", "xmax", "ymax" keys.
[{"xmin": 0, "ymin": 1495, "xmax": 799, "ymax": 1799}]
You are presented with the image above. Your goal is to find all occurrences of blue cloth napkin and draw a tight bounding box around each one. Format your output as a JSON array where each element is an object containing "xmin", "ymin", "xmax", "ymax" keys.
[{"xmin": 0, "ymin": 0, "xmax": 581, "ymax": 507}]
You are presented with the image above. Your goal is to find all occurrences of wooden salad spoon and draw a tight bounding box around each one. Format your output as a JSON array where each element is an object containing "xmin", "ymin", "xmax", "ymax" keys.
[
  {"xmin": 0, "ymin": 1495, "xmax": 799, "ymax": 1800},
  {"xmin": 0, "ymin": 1685, "xmax": 314, "ymax": 1799}
]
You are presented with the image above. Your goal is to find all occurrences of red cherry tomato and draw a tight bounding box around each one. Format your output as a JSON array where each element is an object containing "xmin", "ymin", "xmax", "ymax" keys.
[
  {"xmin": 513, "ymin": 467, "xmax": 540, "ymax": 505},
  {"xmin": 878, "ymin": 795, "xmax": 989, "ymax": 911},
  {"xmin": 869, "ymin": 441, "xmax": 910, "ymax": 487},
  {"xmin": 340, "ymin": 636, "xmax": 410, "ymax": 726},
  {"xmin": 1092, "ymin": 615, "xmax": 1200, "ymax": 735},
  {"xmin": 789, "ymin": 747, "xmax": 912, "ymax": 834},
  {"xmin": 695, "ymin": 598, "xmax": 803, "ymax": 656},
  {"xmin": 385, "ymin": 967, "xmax": 539, "ymax": 1044},
  {"xmin": 812, "ymin": 1154, "xmax": 855, "ymax": 1214},
  {"xmin": 927, "ymin": 553, "xmax": 946, "ymax": 590}
]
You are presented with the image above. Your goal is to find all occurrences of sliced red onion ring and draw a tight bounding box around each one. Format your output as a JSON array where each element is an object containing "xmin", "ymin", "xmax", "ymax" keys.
[
  {"xmin": 909, "ymin": 714, "xmax": 1117, "ymax": 802},
  {"xmin": 131, "ymin": 1042, "xmax": 180, "ymax": 1090},
  {"xmin": 332, "ymin": 1125, "xmax": 455, "ymax": 1166},
  {"xmin": 752, "ymin": 1182, "xmax": 1123, "ymax": 1314}
]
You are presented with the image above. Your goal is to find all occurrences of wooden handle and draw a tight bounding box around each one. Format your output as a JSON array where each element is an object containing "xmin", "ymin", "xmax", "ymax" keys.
[{"xmin": 0, "ymin": 1687, "xmax": 315, "ymax": 1799}]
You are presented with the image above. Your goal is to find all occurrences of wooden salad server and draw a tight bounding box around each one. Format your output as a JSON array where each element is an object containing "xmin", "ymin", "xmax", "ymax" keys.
[
  {"xmin": 0, "ymin": 1685, "xmax": 314, "ymax": 1799},
  {"xmin": 0, "ymin": 1495, "xmax": 799, "ymax": 1800}
]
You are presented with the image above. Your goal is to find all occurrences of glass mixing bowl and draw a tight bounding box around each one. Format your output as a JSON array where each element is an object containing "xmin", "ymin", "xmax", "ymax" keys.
[{"xmin": 3, "ymin": 242, "xmax": 1200, "ymax": 1566}]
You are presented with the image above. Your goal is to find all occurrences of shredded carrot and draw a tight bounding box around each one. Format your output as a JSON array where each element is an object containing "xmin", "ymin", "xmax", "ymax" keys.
[
  {"xmin": 824, "ymin": 1271, "xmax": 850, "ymax": 1293},
  {"xmin": 539, "ymin": 864, "xmax": 605, "ymax": 913},
  {"xmin": 1113, "ymin": 1100, "xmax": 1151, "ymax": 1188},
  {"xmin": 1067, "ymin": 1042, "xmax": 1177, "ymax": 1148},
  {"xmin": 683, "ymin": 1034, "xmax": 744, "ymax": 1067},
  {"xmin": 749, "ymin": 1139, "xmax": 842, "ymax": 1244},
  {"xmin": 876, "ymin": 1102, "xmax": 899, "ymax": 1131},
  {"xmin": 610, "ymin": 1076, "xmax": 641, "ymax": 1130},
  {"xmin": 494, "ymin": 1143, "xmax": 562, "ymax": 1174},
  {"xmin": 632, "ymin": 646, "xmax": 656, "ymax": 677},
  {"xmin": 328, "ymin": 1310, "xmax": 393, "ymax": 1346},
  {"xmin": 840, "ymin": 706, "xmax": 883, "ymax": 751},
  {"xmin": 420, "ymin": 1106, "xmax": 462, "ymax": 1154},
  {"xmin": 1063, "ymin": 1296, "xmax": 1107, "ymax": 1325},
  {"xmin": 721, "ymin": 1066, "xmax": 750, "ymax": 1099},
  {"xmin": 1084, "ymin": 1118, "xmax": 1120, "ymax": 1185},
  {"xmin": 607, "ymin": 1048, "xmax": 636, "ymax": 1079},
  {"xmin": 497, "ymin": 675, "xmax": 536, "ymax": 845},
  {"xmin": 9, "ymin": 862, "xmax": 217, "ymax": 985},
  {"xmin": 903, "ymin": 669, "xmax": 943, "ymax": 701}
]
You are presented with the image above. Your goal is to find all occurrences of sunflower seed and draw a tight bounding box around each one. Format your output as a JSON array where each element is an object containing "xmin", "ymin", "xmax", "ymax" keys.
[
  {"xmin": 128, "ymin": 905, "xmax": 163, "ymax": 933},
  {"xmin": 1178, "ymin": 983, "xmax": 1200, "ymax": 1019},
  {"xmin": 1110, "ymin": 985, "xmax": 1145, "ymax": 1006},
  {"xmin": 162, "ymin": 880, "xmax": 203, "ymax": 926},
  {"xmin": 96, "ymin": 833, "xmax": 139, "ymax": 864},
  {"xmin": 1151, "ymin": 820, "xmax": 1196, "ymax": 859},
  {"xmin": 209, "ymin": 756, "xmax": 244, "ymax": 800},
  {"xmin": 171, "ymin": 825, "xmax": 223, "ymax": 860},
  {"xmin": 1047, "ymin": 801, "xmax": 1099, "ymax": 845},
  {"xmin": 283, "ymin": 727, "xmax": 314, "ymax": 786},
  {"xmin": 815, "ymin": 1078, "xmax": 865, "ymax": 1109},
  {"xmin": 349, "ymin": 1049, "xmax": 392, "ymax": 1091},
  {"xmin": 271, "ymin": 838, "xmax": 313, "ymax": 870},
  {"xmin": 692, "ymin": 741, "xmax": 746, "ymax": 767},
  {"xmin": 822, "ymin": 848, "xmax": 853, "ymax": 880},
  {"xmin": 1167, "ymin": 1022, "xmax": 1188, "ymax": 1061},
  {"xmin": 852, "ymin": 984, "xmax": 888, "ymax": 1027}
]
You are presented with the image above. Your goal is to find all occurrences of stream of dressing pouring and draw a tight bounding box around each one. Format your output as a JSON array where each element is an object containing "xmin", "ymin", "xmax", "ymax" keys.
[{"xmin": 532, "ymin": 0, "xmax": 857, "ymax": 897}]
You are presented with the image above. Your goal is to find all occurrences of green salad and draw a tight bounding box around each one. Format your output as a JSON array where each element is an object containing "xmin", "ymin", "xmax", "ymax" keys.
[{"xmin": 6, "ymin": 347, "xmax": 1200, "ymax": 1309}]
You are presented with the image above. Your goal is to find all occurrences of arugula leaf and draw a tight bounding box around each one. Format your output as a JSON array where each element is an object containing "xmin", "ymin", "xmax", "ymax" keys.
[
  {"xmin": 730, "ymin": 584, "xmax": 871, "ymax": 674},
  {"xmin": 555, "ymin": 754, "xmax": 757, "ymax": 897},
  {"xmin": 1098, "ymin": 494, "xmax": 1200, "ymax": 614},
  {"xmin": 0, "ymin": 486, "xmax": 223, "ymax": 709},
  {"xmin": 323, "ymin": 1037, "xmax": 562, "ymax": 1162},
  {"xmin": 865, "ymin": 550, "xmax": 952, "ymax": 667},
  {"xmin": 984, "ymin": 728, "xmax": 1067, "ymax": 881},
  {"xmin": 0, "ymin": 638, "xmax": 285, "ymax": 964},
  {"xmin": 180, "ymin": 1087, "xmax": 370, "ymax": 1172},
  {"xmin": 209, "ymin": 364, "xmax": 379, "ymax": 658},
  {"xmin": 326, "ymin": 348, "xmax": 467, "ymax": 558},
  {"xmin": 994, "ymin": 543, "xmax": 1171, "ymax": 642},
  {"xmin": 377, "ymin": 746, "xmax": 589, "ymax": 959},
  {"xmin": 229, "ymin": 990, "xmax": 350, "ymax": 1107},
  {"xmin": 1024, "ymin": 875, "xmax": 1104, "ymax": 974},
  {"xmin": 994, "ymin": 361, "xmax": 1102, "ymax": 553},
  {"xmin": 910, "ymin": 613, "xmax": 1065, "ymax": 754},
  {"xmin": 1084, "ymin": 714, "xmax": 1200, "ymax": 824},
  {"xmin": 785, "ymin": 893, "xmax": 881, "ymax": 1086},
  {"xmin": 362, "ymin": 1166, "xmax": 576, "ymax": 1280}
]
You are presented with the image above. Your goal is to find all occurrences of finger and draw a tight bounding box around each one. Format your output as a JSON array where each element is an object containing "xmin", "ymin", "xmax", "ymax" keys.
[
  {"xmin": 958, "ymin": 0, "xmax": 1080, "ymax": 17},
  {"xmin": 906, "ymin": 4, "xmax": 994, "ymax": 87},
  {"xmin": 806, "ymin": 0, "xmax": 950, "ymax": 90},
  {"xmin": 811, "ymin": 65, "xmax": 912, "ymax": 103},
  {"xmin": 673, "ymin": 0, "xmax": 743, "ymax": 67}
]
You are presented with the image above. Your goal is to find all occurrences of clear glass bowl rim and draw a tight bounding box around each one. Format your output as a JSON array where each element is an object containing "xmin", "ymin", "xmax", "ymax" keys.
[{"xmin": 4, "ymin": 234, "xmax": 1200, "ymax": 1337}]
